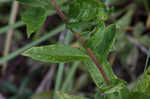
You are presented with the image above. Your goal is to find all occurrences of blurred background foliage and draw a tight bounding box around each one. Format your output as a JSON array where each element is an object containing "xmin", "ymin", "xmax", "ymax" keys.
[{"xmin": 0, "ymin": 0, "xmax": 150, "ymax": 99}]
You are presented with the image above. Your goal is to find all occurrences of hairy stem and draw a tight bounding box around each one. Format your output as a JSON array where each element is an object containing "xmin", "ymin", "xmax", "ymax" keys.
[{"xmin": 50, "ymin": 0, "xmax": 110, "ymax": 85}]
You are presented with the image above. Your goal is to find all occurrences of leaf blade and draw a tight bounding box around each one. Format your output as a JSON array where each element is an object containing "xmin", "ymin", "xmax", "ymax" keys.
[
  {"xmin": 31, "ymin": 91, "xmax": 52, "ymax": 99},
  {"xmin": 21, "ymin": 7, "xmax": 46, "ymax": 37},
  {"xmin": 134, "ymin": 66, "xmax": 150, "ymax": 94},
  {"xmin": 96, "ymin": 24, "xmax": 117, "ymax": 59},
  {"xmin": 22, "ymin": 44, "xmax": 89, "ymax": 63},
  {"xmin": 57, "ymin": 92, "xmax": 89, "ymax": 99}
]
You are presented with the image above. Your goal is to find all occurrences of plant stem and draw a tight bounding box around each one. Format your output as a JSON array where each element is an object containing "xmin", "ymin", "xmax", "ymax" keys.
[
  {"xmin": 2, "ymin": 1, "xmax": 19, "ymax": 74},
  {"xmin": 50, "ymin": 0, "xmax": 110, "ymax": 85}
]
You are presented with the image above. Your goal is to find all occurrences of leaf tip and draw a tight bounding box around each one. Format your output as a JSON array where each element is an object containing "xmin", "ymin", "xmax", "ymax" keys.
[
  {"xmin": 21, "ymin": 48, "xmax": 32, "ymax": 56},
  {"xmin": 22, "ymin": 51, "xmax": 28, "ymax": 57}
]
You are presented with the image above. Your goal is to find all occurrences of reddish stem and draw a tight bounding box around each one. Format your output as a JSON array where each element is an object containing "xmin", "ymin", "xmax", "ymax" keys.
[
  {"xmin": 50, "ymin": 0, "xmax": 110, "ymax": 85},
  {"xmin": 71, "ymin": 30, "xmax": 110, "ymax": 85}
]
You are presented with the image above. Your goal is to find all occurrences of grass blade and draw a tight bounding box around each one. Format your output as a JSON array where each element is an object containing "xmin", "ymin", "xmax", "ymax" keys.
[
  {"xmin": 0, "ymin": 25, "xmax": 65, "ymax": 65},
  {"xmin": 0, "ymin": 21, "xmax": 24, "ymax": 35}
]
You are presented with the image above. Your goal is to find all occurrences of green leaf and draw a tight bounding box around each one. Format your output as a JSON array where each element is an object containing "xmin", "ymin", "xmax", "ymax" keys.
[
  {"xmin": 56, "ymin": 92, "xmax": 89, "ymax": 99},
  {"xmin": 95, "ymin": 24, "xmax": 116, "ymax": 59},
  {"xmin": 104, "ymin": 83, "xmax": 127, "ymax": 94},
  {"xmin": 127, "ymin": 92, "xmax": 150, "ymax": 99},
  {"xmin": 83, "ymin": 22, "xmax": 128, "ymax": 99},
  {"xmin": 0, "ymin": 25, "xmax": 65, "ymax": 65},
  {"xmin": 84, "ymin": 24, "xmax": 120, "ymax": 91},
  {"xmin": 118, "ymin": 86, "xmax": 130, "ymax": 99},
  {"xmin": 104, "ymin": 94, "xmax": 116, "ymax": 99},
  {"xmin": 86, "ymin": 22, "xmax": 106, "ymax": 49},
  {"xmin": 67, "ymin": 0, "xmax": 109, "ymax": 33},
  {"xmin": 84, "ymin": 60, "xmax": 105, "ymax": 89},
  {"xmin": 68, "ymin": 0, "xmax": 108, "ymax": 23},
  {"xmin": 22, "ymin": 44, "xmax": 89, "ymax": 63},
  {"xmin": 31, "ymin": 91, "xmax": 52, "ymax": 99},
  {"xmin": 87, "ymin": 24, "xmax": 117, "ymax": 59},
  {"xmin": 22, "ymin": 7, "xmax": 46, "ymax": 37},
  {"xmin": 94, "ymin": 92, "xmax": 103, "ymax": 99},
  {"xmin": 134, "ymin": 66, "xmax": 150, "ymax": 94},
  {"xmin": 84, "ymin": 59, "xmax": 122, "ymax": 90},
  {"xmin": 116, "ymin": 8, "xmax": 134, "ymax": 29},
  {"xmin": 104, "ymin": 85, "xmax": 129, "ymax": 99},
  {"xmin": 84, "ymin": 56, "xmax": 128, "ymax": 96}
]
